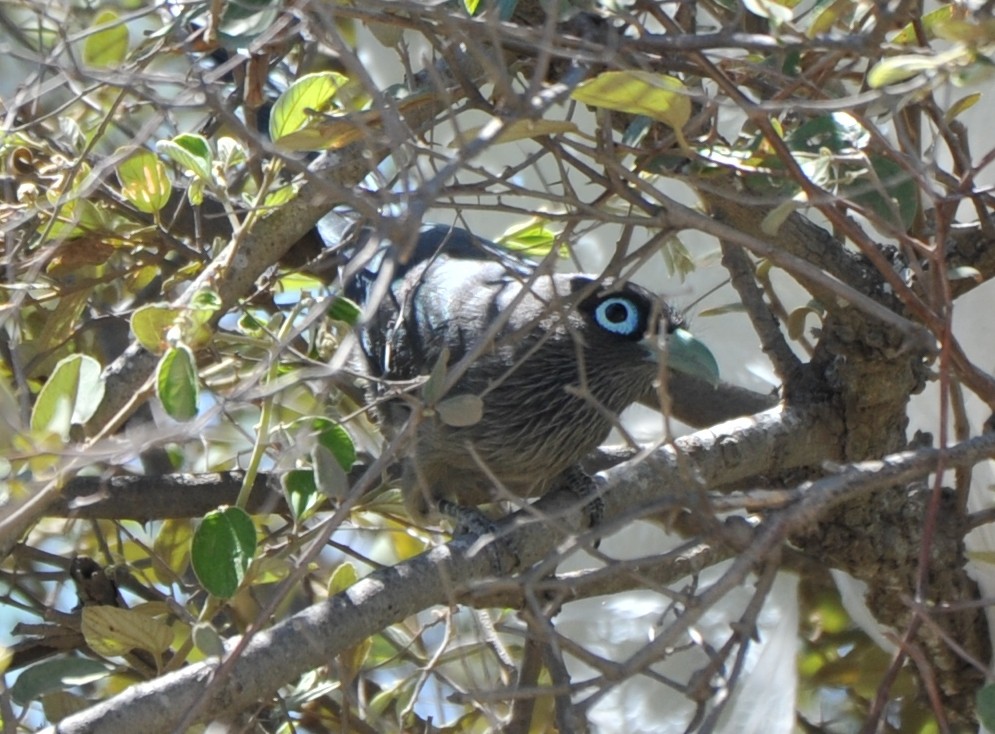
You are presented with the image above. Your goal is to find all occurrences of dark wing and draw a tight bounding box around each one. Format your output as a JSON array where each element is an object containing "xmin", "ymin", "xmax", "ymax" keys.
[{"xmin": 322, "ymin": 221, "xmax": 534, "ymax": 380}]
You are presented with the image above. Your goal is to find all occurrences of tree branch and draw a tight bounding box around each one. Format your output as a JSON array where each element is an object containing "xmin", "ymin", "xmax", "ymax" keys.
[{"xmin": 47, "ymin": 404, "xmax": 843, "ymax": 733}]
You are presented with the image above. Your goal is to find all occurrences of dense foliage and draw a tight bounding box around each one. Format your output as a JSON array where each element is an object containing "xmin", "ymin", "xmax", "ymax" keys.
[{"xmin": 3, "ymin": 1, "xmax": 995, "ymax": 732}]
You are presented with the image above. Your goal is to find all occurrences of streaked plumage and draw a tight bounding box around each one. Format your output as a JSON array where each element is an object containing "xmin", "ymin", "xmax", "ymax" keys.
[{"xmin": 335, "ymin": 222, "xmax": 719, "ymax": 521}]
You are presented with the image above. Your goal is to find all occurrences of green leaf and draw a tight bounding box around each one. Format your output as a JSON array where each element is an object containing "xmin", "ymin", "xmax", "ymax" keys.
[
  {"xmin": 328, "ymin": 562, "xmax": 358, "ymax": 595},
  {"xmin": 191, "ymin": 506, "xmax": 257, "ymax": 598},
  {"xmin": 844, "ymin": 156, "xmax": 918, "ymax": 232},
  {"xmin": 10, "ymin": 658, "xmax": 111, "ymax": 705},
  {"xmin": 31, "ymin": 354, "xmax": 105, "ymax": 439},
  {"xmin": 978, "ymin": 684, "xmax": 995, "ymax": 732},
  {"xmin": 131, "ymin": 304, "xmax": 182, "ymax": 354},
  {"xmin": 866, "ymin": 47, "xmax": 970, "ymax": 89},
  {"xmin": 572, "ymin": 71, "xmax": 691, "ymax": 131},
  {"xmin": 310, "ymin": 418, "xmax": 356, "ymax": 470},
  {"xmin": 892, "ymin": 5, "xmax": 955, "ymax": 44},
  {"xmin": 116, "ymin": 148, "xmax": 172, "ymax": 214},
  {"xmin": 867, "ymin": 55, "xmax": 935, "ymax": 88},
  {"xmin": 327, "ymin": 296, "xmax": 362, "ymax": 325},
  {"xmin": 270, "ymin": 72, "xmax": 350, "ymax": 143},
  {"xmin": 497, "ymin": 221, "xmax": 565, "ymax": 258},
  {"xmin": 83, "ymin": 10, "xmax": 129, "ymax": 68},
  {"xmin": 156, "ymin": 134, "xmax": 213, "ymax": 182},
  {"xmin": 313, "ymin": 444, "xmax": 349, "ymax": 500},
  {"xmin": 216, "ymin": 137, "xmax": 247, "ymax": 169},
  {"xmin": 156, "ymin": 345, "xmax": 198, "ymax": 421},
  {"xmin": 283, "ymin": 469, "xmax": 320, "ymax": 521},
  {"xmin": 192, "ymin": 622, "xmax": 225, "ymax": 658}
]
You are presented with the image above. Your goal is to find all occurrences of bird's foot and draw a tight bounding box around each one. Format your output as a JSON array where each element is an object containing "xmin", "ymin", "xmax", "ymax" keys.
[{"xmin": 436, "ymin": 499, "xmax": 519, "ymax": 573}]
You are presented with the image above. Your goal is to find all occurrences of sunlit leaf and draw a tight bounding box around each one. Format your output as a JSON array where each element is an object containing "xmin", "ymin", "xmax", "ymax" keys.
[
  {"xmin": 866, "ymin": 48, "xmax": 969, "ymax": 88},
  {"xmin": 292, "ymin": 417, "xmax": 357, "ymax": 471},
  {"xmin": 948, "ymin": 265, "xmax": 982, "ymax": 282},
  {"xmin": 284, "ymin": 469, "xmax": 320, "ymax": 521},
  {"xmin": 131, "ymin": 304, "xmax": 182, "ymax": 354},
  {"xmin": 153, "ymin": 519, "xmax": 192, "ymax": 584},
  {"xmin": 743, "ymin": 0, "xmax": 794, "ymax": 24},
  {"xmin": 806, "ymin": 0, "xmax": 853, "ymax": 38},
  {"xmin": 31, "ymin": 354, "xmax": 105, "ymax": 439},
  {"xmin": 697, "ymin": 303, "xmax": 747, "ymax": 318},
  {"xmin": 453, "ymin": 118, "xmax": 580, "ymax": 147},
  {"xmin": 787, "ymin": 305, "xmax": 821, "ymax": 340},
  {"xmin": 328, "ymin": 562, "xmax": 358, "ymax": 595},
  {"xmin": 83, "ymin": 10, "xmax": 129, "ymax": 68},
  {"xmin": 946, "ymin": 92, "xmax": 981, "ymax": 122},
  {"xmin": 572, "ymin": 71, "xmax": 691, "ymax": 131},
  {"xmin": 761, "ymin": 198, "xmax": 800, "ymax": 235},
  {"xmin": 498, "ymin": 221, "xmax": 565, "ymax": 258},
  {"xmin": 117, "ymin": 148, "xmax": 172, "ymax": 214},
  {"xmin": 191, "ymin": 506, "xmax": 257, "ymax": 598},
  {"xmin": 156, "ymin": 134, "xmax": 213, "ymax": 181},
  {"xmin": 81, "ymin": 605, "xmax": 172, "ymax": 659},
  {"xmin": 270, "ymin": 72, "xmax": 351, "ymax": 143},
  {"xmin": 892, "ymin": 5, "xmax": 954, "ymax": 44}
]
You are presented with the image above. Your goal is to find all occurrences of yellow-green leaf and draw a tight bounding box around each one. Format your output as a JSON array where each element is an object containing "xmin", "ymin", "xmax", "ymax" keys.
[
  {"xmin": 117, "ymin": 148, "xmax": 172, "ymax": 214},
  {"xmin": 270, "ymin": 72, "xmax": 351, "ymax": 143},
  {"xmin": 156, "ymin": 134, "xmax": 213, "ymax": 182},
  {"xmin": 497, "ymin": 221, "xmax": 566, "ymax": 258},
  {"xmin": 946, "ymin": 92, "xmax": 981, "ymax": 122},
  {"xmin": 31, "ymin": 354, "xmax": 105, "ymax": 439},
  {"xmin": 131, "ymin": 304, "xmax": 183, "ymax": 354},
  {"xmin": 571, "ymin": 71, "xmax": 691, "ymax": 131},
  {"xmin": 892, "ymin": 5, "xmax": 954, "ymax": 44},
  {"xmin": 153, "ymin": 519, "xmax": 192, "ymax": 584},
  {"xmin": 81, "ymin": 605, "xmax": 172, "ymax": 659},
  {"xmin": 452, "ymin": 118, "xmax": 581, "ymax": 147},
  {"xmin": 83, "ymin": 10, "xmax": 129, "ymax": 68},
  {"xmin": 328, "ymin": 562, "xmax": 358, "ymax": 595}
]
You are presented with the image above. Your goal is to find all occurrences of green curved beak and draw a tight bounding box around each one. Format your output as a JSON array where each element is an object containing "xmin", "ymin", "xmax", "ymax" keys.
[{"xmin": 658, "ymin": 328, "xmax": 720, "ymax": 385}]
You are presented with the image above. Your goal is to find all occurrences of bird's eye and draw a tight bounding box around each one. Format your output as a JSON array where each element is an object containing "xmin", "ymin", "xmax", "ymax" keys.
[{"xmin": 593, "ymin": 297, "xmax": 641, "ymax": 336}]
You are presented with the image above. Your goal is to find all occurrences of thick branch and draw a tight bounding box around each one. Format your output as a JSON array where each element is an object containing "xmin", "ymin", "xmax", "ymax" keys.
[{"xmin": 48, "ymin": 404, "xmax": 836, "ymax": 734}]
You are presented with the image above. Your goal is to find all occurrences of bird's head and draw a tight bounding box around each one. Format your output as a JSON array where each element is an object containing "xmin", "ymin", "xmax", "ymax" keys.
[{"xmin": 571, "ymin": 276, "xmax": 720, "ymax": 386}]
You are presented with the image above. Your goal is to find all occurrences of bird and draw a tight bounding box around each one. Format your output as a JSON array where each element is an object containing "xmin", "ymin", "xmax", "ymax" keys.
[{"xmin": 331, "ymin": 221, "xmax": 723, "ymax": 524}]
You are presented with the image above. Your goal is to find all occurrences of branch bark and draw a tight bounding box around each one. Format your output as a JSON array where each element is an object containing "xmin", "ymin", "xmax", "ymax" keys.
[{"xmin": 46, "ymin": 404, "xmax": 839, "ymax": 733}]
